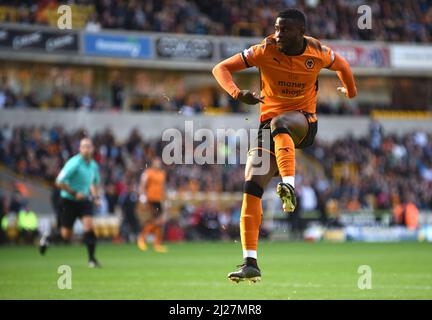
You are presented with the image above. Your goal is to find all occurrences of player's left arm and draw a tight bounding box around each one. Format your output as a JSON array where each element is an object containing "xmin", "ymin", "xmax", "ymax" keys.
[
  {"xmin": 139, "ymin": 171, "xmax": 148, "ymax": 204},
  {"xmin": 328, "ymin": 53, "xmax": 357, "ymax": 98}
]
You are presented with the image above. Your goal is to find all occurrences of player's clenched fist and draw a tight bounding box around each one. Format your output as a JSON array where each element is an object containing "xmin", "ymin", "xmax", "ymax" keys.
[
  {"xmin": 337, "ymin": 86, "xmax": 356, "ymax": 98},
  {"xmin": 237, "ymin": 90, "xmax": 265, "ymax": 105}
]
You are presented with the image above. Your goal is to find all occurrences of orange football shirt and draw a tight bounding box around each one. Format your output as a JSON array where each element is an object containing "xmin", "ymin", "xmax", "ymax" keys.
[
  {"xmin": 241, "ymin": 34, "xmax": 335, "ymax": 122},
  {"xmin": 144, "ymin": 168, "xmax": 166, "ymax": 202}
]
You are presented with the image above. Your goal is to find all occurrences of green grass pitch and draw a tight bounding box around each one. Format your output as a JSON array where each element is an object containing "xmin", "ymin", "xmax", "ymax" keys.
[{"xmin": 1, "ymin": 241, "xmax": 431, "ymax": 299}]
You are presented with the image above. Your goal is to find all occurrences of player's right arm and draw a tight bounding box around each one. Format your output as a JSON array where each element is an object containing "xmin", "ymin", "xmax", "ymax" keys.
[
  {"xmin": 212, "ymin": 50, "xmax": 264, "ymax": 105},
  {"xmin": 55, "ymin": 158, "xmax": 84, "ymax": 200}
]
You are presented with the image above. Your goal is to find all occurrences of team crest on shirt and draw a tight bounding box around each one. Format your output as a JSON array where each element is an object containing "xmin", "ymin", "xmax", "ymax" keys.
[{"xmin": 305, "ymin": 58, "xmax": 315, "ymax": 69}]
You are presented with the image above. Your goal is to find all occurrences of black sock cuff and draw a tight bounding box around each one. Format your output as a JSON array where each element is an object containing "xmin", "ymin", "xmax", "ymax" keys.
[
  {"xmin": 245, "ymin": 257, "xmax": 258, "ymax": 268},
  {"xmin": 243, "ymin": 181, "xmax": 264, "ymax": 198},
  {"xmin": 271, "ymin": 127, "xmax": 291, "ymax": 137}
]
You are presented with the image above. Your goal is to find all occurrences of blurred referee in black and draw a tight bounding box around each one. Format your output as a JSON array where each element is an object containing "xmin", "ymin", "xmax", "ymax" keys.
[{"xmin": 40, "ymin": 138, "xmax": 102, "ymax": 268}]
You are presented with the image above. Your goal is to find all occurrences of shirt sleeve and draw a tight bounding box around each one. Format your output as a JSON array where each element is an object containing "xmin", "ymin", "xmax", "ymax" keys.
[
  {"xmin": 212, "ymin": 54, "xmax": 245, "ymax": 99},
  {"xmin": 241, "ymin": 43, "xmax": 266, "ymax": 68},
  {"xmin": 321, "ymin": 45, "xmax": 336, "ymax": 69},
  {"xmin": 92, "ymin": 163, "xmax": 101, "ymax": 185},
  {"xmin": 56, "ymin": 158, "xmax": 78, "ymax": 184}
]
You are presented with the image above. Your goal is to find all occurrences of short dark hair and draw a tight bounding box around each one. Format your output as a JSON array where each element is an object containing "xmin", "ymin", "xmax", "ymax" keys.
[{"xmin": 277, "ymin": 8, "xmax": 306, "ymax": 27}]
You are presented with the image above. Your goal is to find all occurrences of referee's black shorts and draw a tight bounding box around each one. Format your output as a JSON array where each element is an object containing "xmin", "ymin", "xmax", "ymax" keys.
[{"xmin": 59, "ymin": 198, "xmax": 93, "ymax": 229}]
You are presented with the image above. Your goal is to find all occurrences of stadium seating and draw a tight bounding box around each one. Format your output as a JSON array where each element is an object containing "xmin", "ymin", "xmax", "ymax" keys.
[{"xmin": 0, "ymin": 1, "xmax": 430, "ymax": 42}]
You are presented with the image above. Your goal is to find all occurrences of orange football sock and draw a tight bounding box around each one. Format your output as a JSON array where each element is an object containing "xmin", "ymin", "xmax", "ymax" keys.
[
  {"xmin": 240, "ymin": 193, "xmax": 262, "ymax": 255},
  {"xmin": 141, "ymin": 222, "xmax": 155, "ymax": 240},
  {"xmin": 273, "ymin": 133, "xmax": 295, "ymax": 178},
  {"xmin": 153, "ymin": 225, "xmax": 163, "ymax": 246}
]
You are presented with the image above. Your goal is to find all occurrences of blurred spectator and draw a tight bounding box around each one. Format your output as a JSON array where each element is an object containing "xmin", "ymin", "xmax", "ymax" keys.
[
  {"xmin": 299, "ymin": 179, "xmax": 317, "ymax": 212},
  {"xmin": 197, "ymin": 204, "xmax": 221, "ymax": 240},
  {"xmin": 17, "ymin": 205, "xmax": 39, "ymax": 244},
  {"xmin": 118, "ymin": 182, "xmax": 140, "ymax": 242},
  {"xmin": 50, "ymin": 187, "xmax": 62, "ymax": 243},
  {"xmin": 325, "ymin": 198, "xmax": 343, "ymax": 227},
  {"xmin": 165, "ymin": 218, "xmax": 185, "ymax": 242},
  {"xmin": 111, "ymin": 79, "xmax": 125, "ymax": 111},
  {"xmin": 0, "ymin": 191, "xmax": 7, "ymax": 244},
  {"xmin": 0, "ymin": 86, "xmax": 6, "ymax": 109},
  {"xmin": 8, "ymin": 187, "xmax": 25, "ymax": 214},
  {"xmin": 370, "ymin": 120, "xmax": 383, "ymax": 151},
  {"xmin": 393, "ymin": 194, "xmax": 420, "ymax": 230},
  {"xmin": 178, "ymin": 204, "xmax": 201, "ymax": 240},
  {"xmin": 288, "ymin": 192, "xmax": 303, "ymax": 240},
  {"xmin": 85, "ymin": 12, "xmax": 102, "ymax": 32},
  {"xmin": 1, "ymin": 213, "xmax": 16, "ymax": 243},
  {"xmin": 226, "ymin": 202, "xmax": 241, "ymax": 239},
  {"xmin": 218, "ymin": 209, "xmax": 231, "ymax": 240}
]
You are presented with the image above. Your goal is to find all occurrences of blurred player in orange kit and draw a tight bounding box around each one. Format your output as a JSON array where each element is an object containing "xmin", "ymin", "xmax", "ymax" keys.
[
  {"xmin": 137, "ymin": 157, "xmax": 168, "ymax": 253},
  {"xmin": 212, "ymin": 8, "xmax": 357, "ymax": 283}
]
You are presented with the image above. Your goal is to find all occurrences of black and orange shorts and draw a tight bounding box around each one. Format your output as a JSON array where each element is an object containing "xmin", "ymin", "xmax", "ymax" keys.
[
  {"xmin": 148, "ymin": 201, "xmax": 163, "ymax": 218},
  {"xmin": 254, "ymin": 111, "xmax": 318, "ymax": 156}
]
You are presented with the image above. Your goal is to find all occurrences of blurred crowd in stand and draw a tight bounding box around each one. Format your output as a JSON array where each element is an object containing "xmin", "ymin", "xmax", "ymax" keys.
[
  {"xmin": 0, "ymin": 121, "xmax": 429, "ymax": 244},
  {"xmin": 1, "ymin": 0, "xmax": 430, "ymax": 42}
]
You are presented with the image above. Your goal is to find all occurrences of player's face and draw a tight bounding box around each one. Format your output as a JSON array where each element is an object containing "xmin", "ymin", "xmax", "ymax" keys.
[
  {"xmin": 152, "ymin": 158, "xmax": 162, "ymax": 169},
  {"xmin": 80, "ymin": 139, "xmax": 94, "ymax": 160},
  {"xmin": 275, "ymin": 17, "xmax": 304, "ymax": 48}
]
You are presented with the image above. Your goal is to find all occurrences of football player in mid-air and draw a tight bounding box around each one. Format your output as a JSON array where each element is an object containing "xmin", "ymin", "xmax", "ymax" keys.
[{"xmin": 212, "ymin": 8, "xmax": 356, "ymax": 283}]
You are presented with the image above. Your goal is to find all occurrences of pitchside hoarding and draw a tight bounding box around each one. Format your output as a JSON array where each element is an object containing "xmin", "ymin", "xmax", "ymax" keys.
[
  {"xmin": 0, "ymin": 27, "xmax": 78, "ymax": 53},
  {"xmin": 390, "ymin": 44, "xmax": 432, "ymax": 69},
  {"xmin": 156, "ymin": 36, "xmax": 214, "ymax": 60},
  {"xmin": 0, "ymin": 25, "xmax": 428, "ymax": 72},
  {"xmin": 219, "ymin": 40, "xmax": 258, "ymax": 60},
  {"xmin": 83, "ymin": 33, "xmax": 153, "ymax": 59}
]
